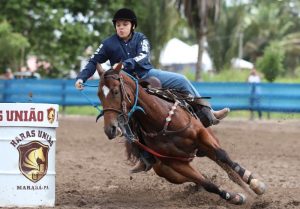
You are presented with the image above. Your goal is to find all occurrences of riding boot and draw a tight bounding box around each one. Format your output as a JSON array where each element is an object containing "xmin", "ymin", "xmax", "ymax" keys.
[
  {"xmin": 196, "ymin": 106, "xmax": 230, "ymax": 127},
  {"xmin": 189, "ymin": 98, "xmax": 229, "ymax": 127},
  {"xmin": 212, "ymin": 108, "xmax": 230, "ymax": 121},
  {"xmin": 130, "ymin": 151, "xmax": 155, "ymax": 174}
]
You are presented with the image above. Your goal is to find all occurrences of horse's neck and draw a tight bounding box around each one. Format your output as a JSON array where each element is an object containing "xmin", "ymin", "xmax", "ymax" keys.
[
  {"xmin": 135, "ymin": 87, "xmax": 170, "ymax": 127},
  {"xmin": 124, "ymin": 75, "xmax": 170, "ymax": 128}
]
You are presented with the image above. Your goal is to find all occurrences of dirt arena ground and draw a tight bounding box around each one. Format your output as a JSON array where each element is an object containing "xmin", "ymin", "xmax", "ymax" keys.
[{"xmin": 25, "ymin": 116, "xmax": 300, "ymax": 209}]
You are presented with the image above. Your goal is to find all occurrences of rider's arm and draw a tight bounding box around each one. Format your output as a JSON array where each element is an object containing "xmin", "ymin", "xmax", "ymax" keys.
[
  {"xmin": 122, "ymin": 38, "xmax": 151, "ymax": 73},
  {"xmin": 76, "ymin": 43, "xmax": 108, "ymax": 83}
]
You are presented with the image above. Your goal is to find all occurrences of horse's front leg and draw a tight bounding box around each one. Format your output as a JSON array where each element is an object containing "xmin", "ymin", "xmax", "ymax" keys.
[
  {"xmin": 163, "ymin": 159, "xmax": 246, "ymax": 205},
  {"xmin": 153, "ymin": 160, "xmax": 190, "ymax": 184}
]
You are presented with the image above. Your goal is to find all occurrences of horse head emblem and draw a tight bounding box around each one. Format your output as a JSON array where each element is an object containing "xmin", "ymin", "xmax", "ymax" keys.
[
  {"xmin": 47, "ymin": 107, "xmax": 55, "ymax": 124},
  {"xmin": 18, "ymin": 141, "xmax": 49, "ymax": 183}
]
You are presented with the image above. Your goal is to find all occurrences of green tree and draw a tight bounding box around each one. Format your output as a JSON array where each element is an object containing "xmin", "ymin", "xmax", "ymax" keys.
[
  {"xmin": 0, "ymin": 0, "xmax": 122, "ymax": 76},
  {"xmin": 256, "ymin": 42, "xmax": 285, "ymax": 82},
  {"xmin": 0, "ymin": 0, "xmax": 179, "ymax": 77},
  {"xmin": 122, "ymin": 0, "xmax": 179, "ymax": 67},
  {"xmin": 242, "ymin": 0, "xmax": 300, "ymax": 74},
  {"xmin": 208, "ymin": 1, "xmax": 247, "ymax": 71},
  {"xmin": 0, "ymin": 21, "xmax": 29, "ymax": 72},
  {"xmin": 177, "ymin": 0, "xmax": 221, "ymax": 81}
]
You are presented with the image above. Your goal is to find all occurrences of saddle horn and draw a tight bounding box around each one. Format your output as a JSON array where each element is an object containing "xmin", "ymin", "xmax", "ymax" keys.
[{"xmin": 96, "ymin": 63, "xmax": 105, "ymax": 76}]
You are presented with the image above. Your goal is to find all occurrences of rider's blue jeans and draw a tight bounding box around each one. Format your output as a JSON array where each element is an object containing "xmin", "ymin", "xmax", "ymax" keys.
[{"xmin": 141, "ymin": 69, "xmax": 201, "ymax": 97}]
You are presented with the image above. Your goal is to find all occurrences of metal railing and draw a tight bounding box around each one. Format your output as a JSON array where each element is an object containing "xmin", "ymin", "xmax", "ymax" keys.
[{"xmin": 1, "ymin": 79, "xmax": 300, "ymax": 113}]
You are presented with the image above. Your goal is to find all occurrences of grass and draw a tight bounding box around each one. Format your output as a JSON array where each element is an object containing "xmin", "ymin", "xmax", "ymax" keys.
[{"xmin": 60, "ymin": 106, "xmax": 101, "ymax": 116}]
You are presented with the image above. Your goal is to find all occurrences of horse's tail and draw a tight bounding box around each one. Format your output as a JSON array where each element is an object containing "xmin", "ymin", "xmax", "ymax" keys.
[{"xmin": 124, "ymin": 140, "xmax": 139, "ymax": 164}]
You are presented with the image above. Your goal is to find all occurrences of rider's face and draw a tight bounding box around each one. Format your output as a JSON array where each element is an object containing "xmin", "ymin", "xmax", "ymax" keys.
[{"xmin": 115, "ymin": 20, "xmax": 132, "ymax": 41}]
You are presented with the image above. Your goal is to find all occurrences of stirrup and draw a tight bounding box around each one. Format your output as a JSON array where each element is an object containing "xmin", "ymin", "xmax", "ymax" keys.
[{"xmin": 129, "ymin": 158, "xmax": 152, "ymax": 174}]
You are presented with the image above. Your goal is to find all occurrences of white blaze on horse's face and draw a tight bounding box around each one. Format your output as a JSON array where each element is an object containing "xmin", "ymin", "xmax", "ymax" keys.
[{"xmin": 102, "ymin": 85, "xmax": 110, "ymax": 98}]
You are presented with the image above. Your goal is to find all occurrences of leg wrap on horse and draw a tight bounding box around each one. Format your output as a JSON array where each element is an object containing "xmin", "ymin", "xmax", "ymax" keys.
[
  {"xmin": 202, "ymin": 180, "xmax": 221, "ymax": 194},
  {"xmin": 231, "ymin": 162, "xmax": 253, "ymax": 184},
  {"xmin": 220, "ymin": 190, "xmax": 231, "ymax": 200},
  {"xmin": 220, "ymin": 190, "xmax": 246, "ymax": 205},
  {"xmin": 216, "ymin": 149, "xmax": 254, "ymax": 184},
  {"xmin": 215, "ymin": 149, "xmax": 232, "ymax": 164}
]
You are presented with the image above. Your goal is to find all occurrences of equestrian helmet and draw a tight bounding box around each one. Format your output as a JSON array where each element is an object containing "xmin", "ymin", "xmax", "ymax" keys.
[{"xmin": 112, "ymin": 8, "xmax": 137, "ymax": 28}]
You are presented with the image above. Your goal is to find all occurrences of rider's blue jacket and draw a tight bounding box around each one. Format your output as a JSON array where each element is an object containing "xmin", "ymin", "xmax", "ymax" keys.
[{"xmin": 76, "ymin": 32, "xmax": 153, "ymax": 82}]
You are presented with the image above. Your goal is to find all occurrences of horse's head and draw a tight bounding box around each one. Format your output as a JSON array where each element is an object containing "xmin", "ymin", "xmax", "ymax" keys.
[{"xmin": 96, "ymin": 63, "xmax": 135, "ymax": 139}]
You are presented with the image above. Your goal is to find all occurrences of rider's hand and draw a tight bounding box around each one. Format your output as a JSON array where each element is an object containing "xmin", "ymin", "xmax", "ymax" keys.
[{"xmin": 75, "ymin": 79, "xmax": 84, "ymax": 90}]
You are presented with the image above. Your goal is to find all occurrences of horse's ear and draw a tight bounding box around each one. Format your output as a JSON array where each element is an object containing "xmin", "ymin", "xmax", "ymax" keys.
[
  {"xmin": 96, "ymin": 63, "xmax": 105, "ymax": 76},
  {"xmin": 114, "ymin": 62, "xmax": 123, "ymax": 73}
]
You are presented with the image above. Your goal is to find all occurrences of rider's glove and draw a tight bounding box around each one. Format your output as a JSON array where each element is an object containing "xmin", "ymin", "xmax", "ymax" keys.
[{"xmin": 75, "ymin": 79, "xmax": 84, "ymax": 90}]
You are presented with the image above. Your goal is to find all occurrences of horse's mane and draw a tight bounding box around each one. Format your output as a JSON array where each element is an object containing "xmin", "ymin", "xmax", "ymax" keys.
[{"xmin": 103, "ymin": 68, "xmax": 116, "ymax": 76}]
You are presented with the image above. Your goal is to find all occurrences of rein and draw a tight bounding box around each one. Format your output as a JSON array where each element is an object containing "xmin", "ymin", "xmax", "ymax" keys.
[
  {"xmin": 133, "ymin": 139, "xmax": 194, "ymax": 162},
  {"xmin": 80, "ymin": 84, "xmax": 102, "ymax": 114},
  {"xmin": 100, "ymin": 72, "xmax": 145, "ymax": 120}
]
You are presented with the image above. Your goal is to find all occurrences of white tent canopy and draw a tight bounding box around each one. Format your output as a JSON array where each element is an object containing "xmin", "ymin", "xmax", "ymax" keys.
[
  {"xmin": 159, "ymin": 38, "xmax": 213, "ymax": 71},
  {"xmin": 231, "ymin": 58, "xmax": 254, "ymax": 69}
]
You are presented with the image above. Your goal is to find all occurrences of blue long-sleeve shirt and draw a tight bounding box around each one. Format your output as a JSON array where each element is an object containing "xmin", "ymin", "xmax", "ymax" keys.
[{"xmin": 77, "ymin": 32, "xmax": 153, "ymax": 82}]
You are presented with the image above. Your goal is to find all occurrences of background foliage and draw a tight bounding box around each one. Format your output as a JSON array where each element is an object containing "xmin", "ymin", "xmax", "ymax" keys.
[
  {"xmin": 256, "ymin": 42, "xmax": 285, "ymax": 82},
  {"xmin": 0, "ymin": 0, "xmax": 300, "ymax": 81}
]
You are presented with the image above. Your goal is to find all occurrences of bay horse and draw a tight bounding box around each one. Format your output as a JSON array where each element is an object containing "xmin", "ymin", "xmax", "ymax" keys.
[{"xmin": 96, "ymin": 63, "xmax": 266, "ymax": 205}]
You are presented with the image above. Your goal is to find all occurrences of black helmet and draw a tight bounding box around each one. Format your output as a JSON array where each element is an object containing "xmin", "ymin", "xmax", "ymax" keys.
[{"xmin": 112, "ymin": 8, "xmax": 137, "ymax": 28}]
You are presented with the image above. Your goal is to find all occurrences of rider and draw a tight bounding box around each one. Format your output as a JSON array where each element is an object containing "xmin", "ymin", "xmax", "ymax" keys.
[{"xmin": 75, "ymin": 8, "xmax": 230, "ymax": 173}]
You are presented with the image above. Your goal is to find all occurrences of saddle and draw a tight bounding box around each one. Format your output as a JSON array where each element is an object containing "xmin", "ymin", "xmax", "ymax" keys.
[{"xmin": 138, "ymin": 76, "xmax": 211, "ymax": 119}]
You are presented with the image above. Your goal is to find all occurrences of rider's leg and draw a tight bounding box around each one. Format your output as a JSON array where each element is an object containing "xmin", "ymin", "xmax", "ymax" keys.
[
  {"xmin": 192, "ymin": 98, "xmax": 230, "ymax": 127},
  {"xmin": 142, "ymin": 69, "xmax": 230, "ymax": 127},
  {"xmin": 130, "ymin": 150, "xmax": 155, "ymax": 173}
]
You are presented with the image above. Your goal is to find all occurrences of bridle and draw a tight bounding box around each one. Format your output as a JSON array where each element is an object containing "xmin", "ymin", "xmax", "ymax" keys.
[{"xmin": 96, "ymin": 71, "xmax": 144, "ymax": 124}]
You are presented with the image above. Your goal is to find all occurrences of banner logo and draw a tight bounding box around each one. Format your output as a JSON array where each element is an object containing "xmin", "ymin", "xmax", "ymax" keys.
[
  {"xmin": 17, "ymin": 141, "xmax": 49, "ymax": 183},
  {"xmin": 47, "ymin": 107, "xmax": 55, "ymax": 124}
]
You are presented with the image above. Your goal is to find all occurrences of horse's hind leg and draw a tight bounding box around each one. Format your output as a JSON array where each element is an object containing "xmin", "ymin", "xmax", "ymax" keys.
[
  {"xmin": 216, "ymin": 160, "xmax": 249, "ymax": 191},
  {"xmin": 162, "ymin": 160, "xmax": 246, "ymax": 205},
  {"xmin": 213, "ymin": 148, "xmax": 266, "ymax": 195},
  {"xmin": 195, "ymin": 130, "xmax": 266, "ymax": 195}
]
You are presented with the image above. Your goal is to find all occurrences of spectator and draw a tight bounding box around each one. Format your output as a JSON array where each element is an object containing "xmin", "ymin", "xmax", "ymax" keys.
[
  {"xmin": 5, "ymin": 68, "xmax": 14, "ymax": 79},
  {"xmin": 248, "ymin": 68, "xmax": 262, "ymax": 120}
]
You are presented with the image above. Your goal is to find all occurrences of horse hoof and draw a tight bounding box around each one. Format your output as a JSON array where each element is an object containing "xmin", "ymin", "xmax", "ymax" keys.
[
  {"xmin": 250, "ymin": 179, "xmax": 266, "ymax": 195},
  {"xmin": 228, "ymin": 193, "xmax": 246, "ymax": 205}
]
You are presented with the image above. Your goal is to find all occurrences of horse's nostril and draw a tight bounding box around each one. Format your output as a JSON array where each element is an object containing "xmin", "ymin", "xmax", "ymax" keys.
[
  {"xmin": 104, "ymin": 124, "xmax": 118, "ymax": 140},
  {"xmin": 111, "ymin": 126, "xmax": 117, "ymax": 135}
]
